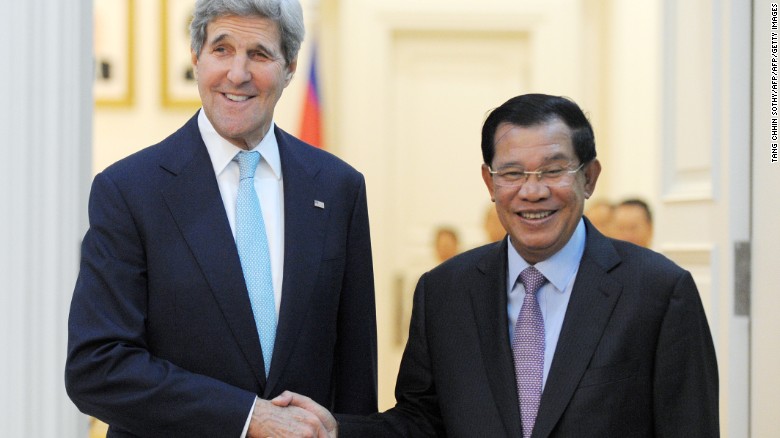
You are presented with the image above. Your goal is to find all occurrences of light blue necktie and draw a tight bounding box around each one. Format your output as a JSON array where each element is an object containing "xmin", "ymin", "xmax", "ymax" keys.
[{"xmin": 234, "ymin": 150, "xmax": 276, "ymax": 377}]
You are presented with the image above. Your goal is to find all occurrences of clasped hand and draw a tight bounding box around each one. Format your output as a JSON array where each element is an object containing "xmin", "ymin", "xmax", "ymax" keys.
[{"xmin": 247, "ymin": 391, "xmax": 337, "ymax": 438}]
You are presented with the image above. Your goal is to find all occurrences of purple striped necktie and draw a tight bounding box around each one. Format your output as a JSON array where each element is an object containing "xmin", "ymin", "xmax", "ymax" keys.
[{"xmin": 511, "ymin": 266, "xmax": 547, "ymax": 437}]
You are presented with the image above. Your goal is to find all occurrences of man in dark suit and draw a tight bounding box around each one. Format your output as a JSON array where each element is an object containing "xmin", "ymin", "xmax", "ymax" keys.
[
  {"xmin": 282, "ymin": 93, "xmax": 719, "ymax": 436},
  {"xmin": 65, "ymin": 0, "xmax": 375, "ymax": 436}
]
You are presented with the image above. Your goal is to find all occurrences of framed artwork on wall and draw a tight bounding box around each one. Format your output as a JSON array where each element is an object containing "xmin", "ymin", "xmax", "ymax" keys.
[
  {"xmin": 161, "ymin": 0, "xmax": 201, "ymax": 109},
  {"xmin": 94, "ymin": 0, "xmax": 134, "ymax": 107}
]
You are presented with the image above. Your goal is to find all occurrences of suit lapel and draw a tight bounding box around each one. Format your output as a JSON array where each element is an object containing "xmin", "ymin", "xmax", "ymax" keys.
[
  {"xmin": 533, "ymin": 223, "xmax": 623, "ymax": 438},
  {"xmin": 469, "ymin": 239, "xmax": 524, "ymax": 437},
  {"xmin": 159, "ymin": 114, "xmax": 266, "ymax": 389},
  {"xmin": 263, "ymin": 128, "xmax": 328, "ymax": 397}
]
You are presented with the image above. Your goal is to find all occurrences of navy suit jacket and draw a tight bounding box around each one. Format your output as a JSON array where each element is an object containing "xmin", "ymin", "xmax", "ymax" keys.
[
  {"xmin": 339, "ymin": 220, "xmax": 718, "ymax": 437},
  {"xmin": 66, "ymin": 113, "xmax": 378, "ymax": 437}
]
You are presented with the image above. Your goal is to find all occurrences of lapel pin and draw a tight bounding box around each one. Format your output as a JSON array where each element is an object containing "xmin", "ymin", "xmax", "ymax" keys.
[{"xmin": 314, "ymin": 200, "xmax": 325, "ymax": 209}]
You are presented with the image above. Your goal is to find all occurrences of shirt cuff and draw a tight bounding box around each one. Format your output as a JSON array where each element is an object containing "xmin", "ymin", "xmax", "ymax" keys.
[{"xmin": 241, "ymin": 396, "xmax": 258, "ymax": 438}]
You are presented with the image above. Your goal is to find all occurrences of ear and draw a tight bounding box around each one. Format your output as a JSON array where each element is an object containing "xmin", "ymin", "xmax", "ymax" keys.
[
  {"xmin": 191, "ymin": 48, "xmax": 199, "ymax": 69},
  {"xmin": 582, "ymin": 159, "xmax": 602, "ymax": 199},
  {"xmin": 481, "ymin": 164, "xmax": 496, "ymax": 202},
  {"xmin": 284, "ymin": 58, "xmax": 298, "ymax": 87}
]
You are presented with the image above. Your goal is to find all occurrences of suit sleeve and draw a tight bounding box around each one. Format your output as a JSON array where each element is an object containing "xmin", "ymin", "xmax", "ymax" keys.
[
  {"xmin": 332, "ymin": 175, "xmax": 379, "ymax": 414},
  {"xmin": 65, "ymin": 172, "xmax": 255, "ymax": 437},
  {"xmin": 339, "ymin": 273, "xmax": 443, "ymax": 437},
  {"xmin": 653, "ymin": 271, "xmax": 720, "ymax": 436}
]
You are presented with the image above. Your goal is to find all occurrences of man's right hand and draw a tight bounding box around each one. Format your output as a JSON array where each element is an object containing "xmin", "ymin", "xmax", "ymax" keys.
[
  {"xmin": 247, "ymin": 397, "xmax": 334, "ymax": 438},
  {"xmin": 271, "ymin": 391, "xmax": 338, "ymax": 438}
]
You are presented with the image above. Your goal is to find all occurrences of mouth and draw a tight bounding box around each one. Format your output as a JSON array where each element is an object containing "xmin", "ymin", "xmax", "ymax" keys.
[
  {"xmin": 224, "ymin": 93, "xmax": 252, "ymax": 102},
  {"xmin": 518, "ymin": 210, "xmax": 554, "ymax": 220}
]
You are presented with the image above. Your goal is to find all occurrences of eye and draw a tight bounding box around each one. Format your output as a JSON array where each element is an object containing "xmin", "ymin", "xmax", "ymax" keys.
[
  {"xmin": 249, "ymin": 50, "xmax": 271, "ymax": 61},
  {"xmin": 498, "ymin": 169, "xmax": 525, "ymax": 180},
  {"xmin": 541, "ymin": 168, "xmax": 566, "ymax": 178}
]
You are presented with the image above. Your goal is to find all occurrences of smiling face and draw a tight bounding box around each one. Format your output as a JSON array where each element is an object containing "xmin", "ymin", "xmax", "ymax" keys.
[
  {"xmin": 481, "ymin": 120, "xmax": 601, "ymax": 264},
  {"xmin": 192, "ymin": 15, "xmax": 296, "ymax": 149}
]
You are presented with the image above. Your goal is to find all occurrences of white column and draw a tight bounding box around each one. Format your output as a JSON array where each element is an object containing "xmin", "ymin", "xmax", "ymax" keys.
[{"xmin": 0, "ymin": 0, "xmax": 92, "ymax": 436}]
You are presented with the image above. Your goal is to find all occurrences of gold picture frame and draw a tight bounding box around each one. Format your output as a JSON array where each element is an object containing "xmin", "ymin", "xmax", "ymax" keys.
[
  {"xmin": 161, "ymin": 0, "xmax": 201, "ymax": 109},
  {"xmin": 94, "ymin": 0, "xmax": 135, "ymax": 107}
]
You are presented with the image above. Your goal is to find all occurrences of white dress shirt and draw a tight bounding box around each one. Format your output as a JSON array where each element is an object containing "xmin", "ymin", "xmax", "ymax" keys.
[
  {"xmin": 198, "ymin": 110, "xmax": 285, "ymax": 315},
  {"xmin": 197, "ymin": 109, "xmax": 285, "ymax": 437},
  {"xmin": 506, "ymin": 218, "xmax": 586, "ymax": 388}
]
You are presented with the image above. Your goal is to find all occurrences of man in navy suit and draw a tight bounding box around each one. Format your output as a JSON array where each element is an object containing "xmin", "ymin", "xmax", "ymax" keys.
[
  {"xmin": 282, "ymin": 93, "xmax": 719, "ymax": 437},
  {"xmin": 65, "ymin": 0, "xmax": 376, "ymax": 436}
]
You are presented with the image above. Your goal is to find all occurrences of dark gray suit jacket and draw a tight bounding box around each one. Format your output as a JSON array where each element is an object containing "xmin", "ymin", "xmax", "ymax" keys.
[
  {"xmin": 340, "ymin": 220, "xmax": 718, "ymax": 437},
  {"xmin": 65, "ymin": 113, "xmax": 378, "ymax": 437}
]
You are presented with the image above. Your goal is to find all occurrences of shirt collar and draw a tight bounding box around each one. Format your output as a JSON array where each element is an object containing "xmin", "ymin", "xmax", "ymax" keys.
[
  {"xmin": 507, "ymin": 218, "xmax": 587, "ymax": 292},
  {"xmin": 197, "ymin": 109, "xmax": 282, "ymax": 179}
]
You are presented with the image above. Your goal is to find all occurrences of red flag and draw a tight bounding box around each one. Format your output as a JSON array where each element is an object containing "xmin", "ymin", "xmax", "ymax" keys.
[{"xmin": 299, "ymin": 47, "xmax": 322, "ymax": 148}]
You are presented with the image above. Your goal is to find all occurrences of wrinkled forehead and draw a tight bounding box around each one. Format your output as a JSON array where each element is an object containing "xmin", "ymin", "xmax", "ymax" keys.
[
  {"xmin": 492, "ymin": 120, "xmax": 577, "ymax": 167},
  {"xmin": 205, "ymin": 14, "xmax": 281, "ymax": 45}
]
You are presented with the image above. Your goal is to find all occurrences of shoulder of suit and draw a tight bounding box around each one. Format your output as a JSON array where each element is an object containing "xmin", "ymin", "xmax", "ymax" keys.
[
  {"xmin": 275, "ymin": 125, "xmax": 363, "ymax": 176},
  {"xmin": 428, "ymin": 242, "xmax": 499, "ymax": 274},
  {"xmin": 606, "ymin": 237, "xmax": 687, "ymax": 278}
]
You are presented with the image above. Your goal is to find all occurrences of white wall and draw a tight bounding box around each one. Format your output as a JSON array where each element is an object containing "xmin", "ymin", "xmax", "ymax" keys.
[{"xmin": 600, "ymin": 0, "xmax": 661, "ymax": 205}]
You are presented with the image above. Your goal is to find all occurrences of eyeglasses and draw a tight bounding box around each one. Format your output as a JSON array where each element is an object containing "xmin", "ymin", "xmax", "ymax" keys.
[{"xmin": 488, "ymin": 162, "xmax": 585, "ymax": 188}]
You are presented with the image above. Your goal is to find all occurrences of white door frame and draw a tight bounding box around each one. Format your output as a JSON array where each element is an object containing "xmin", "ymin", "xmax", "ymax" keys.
[
  {"xmin": 659, "ymin": 0, "xmax": 751, "ymax": 435},
  {"xmin": 751, "ymin": 0, "xmax": 780, "ymax": 436}
]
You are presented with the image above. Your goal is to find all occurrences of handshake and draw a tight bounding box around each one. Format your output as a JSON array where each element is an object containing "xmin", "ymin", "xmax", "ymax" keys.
[{"xmin": 248, "ymin": 391, "xmax": 338, "ymax": 438}]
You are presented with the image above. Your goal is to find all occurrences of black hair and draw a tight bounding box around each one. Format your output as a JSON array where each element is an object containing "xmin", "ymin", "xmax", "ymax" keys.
[
  {"xmin": 618, "ymin": 198, "xmax": 653, "ymax": 224},
  {"xmin": 481, "ymin": 93, "xmax": 596, "ymax": 166}
]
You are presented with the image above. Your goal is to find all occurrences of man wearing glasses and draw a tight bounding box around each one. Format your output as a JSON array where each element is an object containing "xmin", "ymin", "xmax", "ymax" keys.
[{"xmin": 279, "ymin": 93, "xmax": 720, "ymax": 437}]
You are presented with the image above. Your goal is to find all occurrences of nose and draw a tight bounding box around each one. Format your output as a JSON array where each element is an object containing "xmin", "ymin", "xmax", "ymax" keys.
[
  {"xmin": 516, "ymin": 177, "xmax": 550, "ymax": 201},
  {"xmin": 226, "ymin": 55, "xmax": 251, "ymax": 84}
]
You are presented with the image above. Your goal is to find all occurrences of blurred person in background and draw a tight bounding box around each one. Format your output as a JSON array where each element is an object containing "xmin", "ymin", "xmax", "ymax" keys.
[
  {"xmin": 484, "ymin": 204, "xmax": 508, "ymax": 243},
  {"xmin": 612, "ymin": 198, "xmax": 653, "ymax": 248},
  {"xmin": 434, "ymin": 226, "xmax": 460, "ymax": 263}
]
